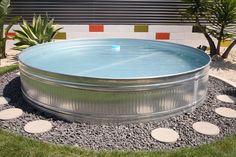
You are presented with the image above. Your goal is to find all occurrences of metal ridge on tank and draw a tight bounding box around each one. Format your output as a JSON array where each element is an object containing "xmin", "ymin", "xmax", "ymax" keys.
[{"xmin": 18, "ymin": 38, "xmax": 211, "ymax": 123}]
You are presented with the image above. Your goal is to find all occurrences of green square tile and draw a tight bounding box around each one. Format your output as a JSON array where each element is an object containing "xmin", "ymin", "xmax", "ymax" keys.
[
  {"xmin": 53, "ymin": 32, "xmax": 67, "ymax": 39},
  {"xmin": 134, "ymin": 25, "xmax": 149, "ymax": 32}
]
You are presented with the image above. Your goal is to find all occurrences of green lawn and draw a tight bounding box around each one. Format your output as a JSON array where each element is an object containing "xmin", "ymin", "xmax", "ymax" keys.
[
  {"xmin": 0, "ymin": 64, "xmax": 236, "ymax": 157},
  {"xmin": 0, "ymin": 64, "xmax": 18, "ymax": 74}
]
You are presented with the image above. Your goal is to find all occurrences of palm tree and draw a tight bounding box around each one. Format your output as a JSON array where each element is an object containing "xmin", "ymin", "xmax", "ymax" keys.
[
  {"xmin": 182, "ymin": 0, "xmax": 236, "ymax": 58},
  {"xmin": 219, "ymin": 0, "xmax": 236, "ymax": 58},
  {"xmin": 181, "ymin": 0, "xmax": 217, "ymax": 56}
]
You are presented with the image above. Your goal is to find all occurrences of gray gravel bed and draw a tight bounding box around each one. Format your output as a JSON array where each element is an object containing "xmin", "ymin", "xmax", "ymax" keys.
[{"xmin": 0, "ymin": 71, "xmax": 236, "ymax": 151}]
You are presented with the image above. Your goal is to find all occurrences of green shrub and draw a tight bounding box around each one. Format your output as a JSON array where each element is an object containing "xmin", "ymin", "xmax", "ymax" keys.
[
  {"xmin": 14, "ymin": 15, "xmax": 62, "ymax": 50},
  {"xmin": 0, "ymin": 0, "xmax": 21, "ymax": 59}
]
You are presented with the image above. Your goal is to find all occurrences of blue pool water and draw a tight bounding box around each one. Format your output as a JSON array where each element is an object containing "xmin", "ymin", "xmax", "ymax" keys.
[{"xmin": 19, "ymin": 39, "xmax": 210, "ymax": 79}]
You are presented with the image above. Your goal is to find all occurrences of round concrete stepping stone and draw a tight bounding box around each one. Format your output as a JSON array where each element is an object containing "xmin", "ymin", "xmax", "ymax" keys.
[
  {"xmin": 24, "ymin": 120, "xmax": 52, "ymax": 134},
  {"xmin": 215, "ymin": 107, "xmax": 236, "ymax": 118},
  {"xmin": 0, "ymin": 96, "xmax": 10, "ymax": 105},
  {"xmin": 0, "ymin": 108, "xmax": 23, "ymax": 120},
  {"xmin": 216, "ymin": 94, "xmax": 236, "ymax": 104},
  {"xmin": 151, "ymin": 128, "xmax": 179, "ymax": 143},
  {"xmin": 193, "ymin": 121, "xmax": 220, "ymax": 136}
]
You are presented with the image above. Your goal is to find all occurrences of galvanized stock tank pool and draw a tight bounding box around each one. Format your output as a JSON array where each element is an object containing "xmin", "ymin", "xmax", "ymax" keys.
[{"xmin": 18, "ymin": 39, "xmax": 211, "ymax": 123}]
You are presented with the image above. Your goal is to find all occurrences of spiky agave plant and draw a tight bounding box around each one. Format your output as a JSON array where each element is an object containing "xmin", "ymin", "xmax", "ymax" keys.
[{"xmin": 14, "ymin": 15, "xmax": 62, "ymax": 50}]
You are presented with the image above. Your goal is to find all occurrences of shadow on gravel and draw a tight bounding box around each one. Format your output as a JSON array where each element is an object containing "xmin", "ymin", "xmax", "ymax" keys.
[
  {"xmin": 210, "ymin": 60, "xmax": 236, "ymax": 71},
  {"xmin": 2, "ymin": 76, "xmax": 61, "ymax": 120},
  {"xmin": 222, "ymin": 89, "xmax": 236, "ymax": 99}
]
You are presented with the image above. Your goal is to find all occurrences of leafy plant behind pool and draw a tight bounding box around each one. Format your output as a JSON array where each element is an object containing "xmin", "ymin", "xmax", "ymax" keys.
[
  {"xmin": 181, "ymin": 0, "xmax": 236, "ymax": 59},
  {"xmin": 13, "ymin": 15, "xmax": 62, "ymax": 50},
  {"xmin": 0, "ymin": 0, "xmax": 21, "ymax": 59}
]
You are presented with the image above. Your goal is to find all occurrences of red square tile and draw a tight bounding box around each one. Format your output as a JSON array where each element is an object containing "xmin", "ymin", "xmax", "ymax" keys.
[
  {"xmin": 156, "ymin": 32, "xmax": 170, "ymax": 40},
  {"xmin": 89, "ymin": 24, "xmax": 104, "ymax": 32},
  {"xmin": 6, "ymin": 32, "xmax": 16, "ymax": 40}
]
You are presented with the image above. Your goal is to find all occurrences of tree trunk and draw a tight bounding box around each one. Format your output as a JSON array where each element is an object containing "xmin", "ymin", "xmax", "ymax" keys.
[
  {"xmin": 221, "ymin": 39, "xmax": 236, "ymax": 59},
  {"xmin": 0, "ymin": 20, "xmax": 6, "ymax": 59},
  {"xmin": 216, "ymin": 38, "xmax": 222, "ymax": 55},
  {"xmin": 195, "ymin": 17, "xmax": 217, "ymax": 57},
  {"xmin": 216, "ymin": 26, "xmax": 225, "ymax": 56},
  {"xmin": 0, "ymin": 39, "xmax": 6, "ymax": 59},
  {"xmin": 203, "ymin": 32, "xmax": 217, "ymax": 56}
]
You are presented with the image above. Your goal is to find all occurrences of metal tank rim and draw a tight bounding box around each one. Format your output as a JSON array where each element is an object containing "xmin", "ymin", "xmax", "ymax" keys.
[{"xmin": 18, "ymin": 38, "xmax": 211, "ymax": 81}]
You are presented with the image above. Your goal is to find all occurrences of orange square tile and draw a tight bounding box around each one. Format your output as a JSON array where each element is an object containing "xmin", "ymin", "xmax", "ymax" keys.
[
  {"xmin": 156, "ymin": 32, "xmax": 170, "ymax": 40},
  {"xmin": 89, "ymin": 24, "xmax": 104, "ymax": 32},
  {"xmin": 6, "ymin": 32, "xmax": 16, "ymax": 40}
]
